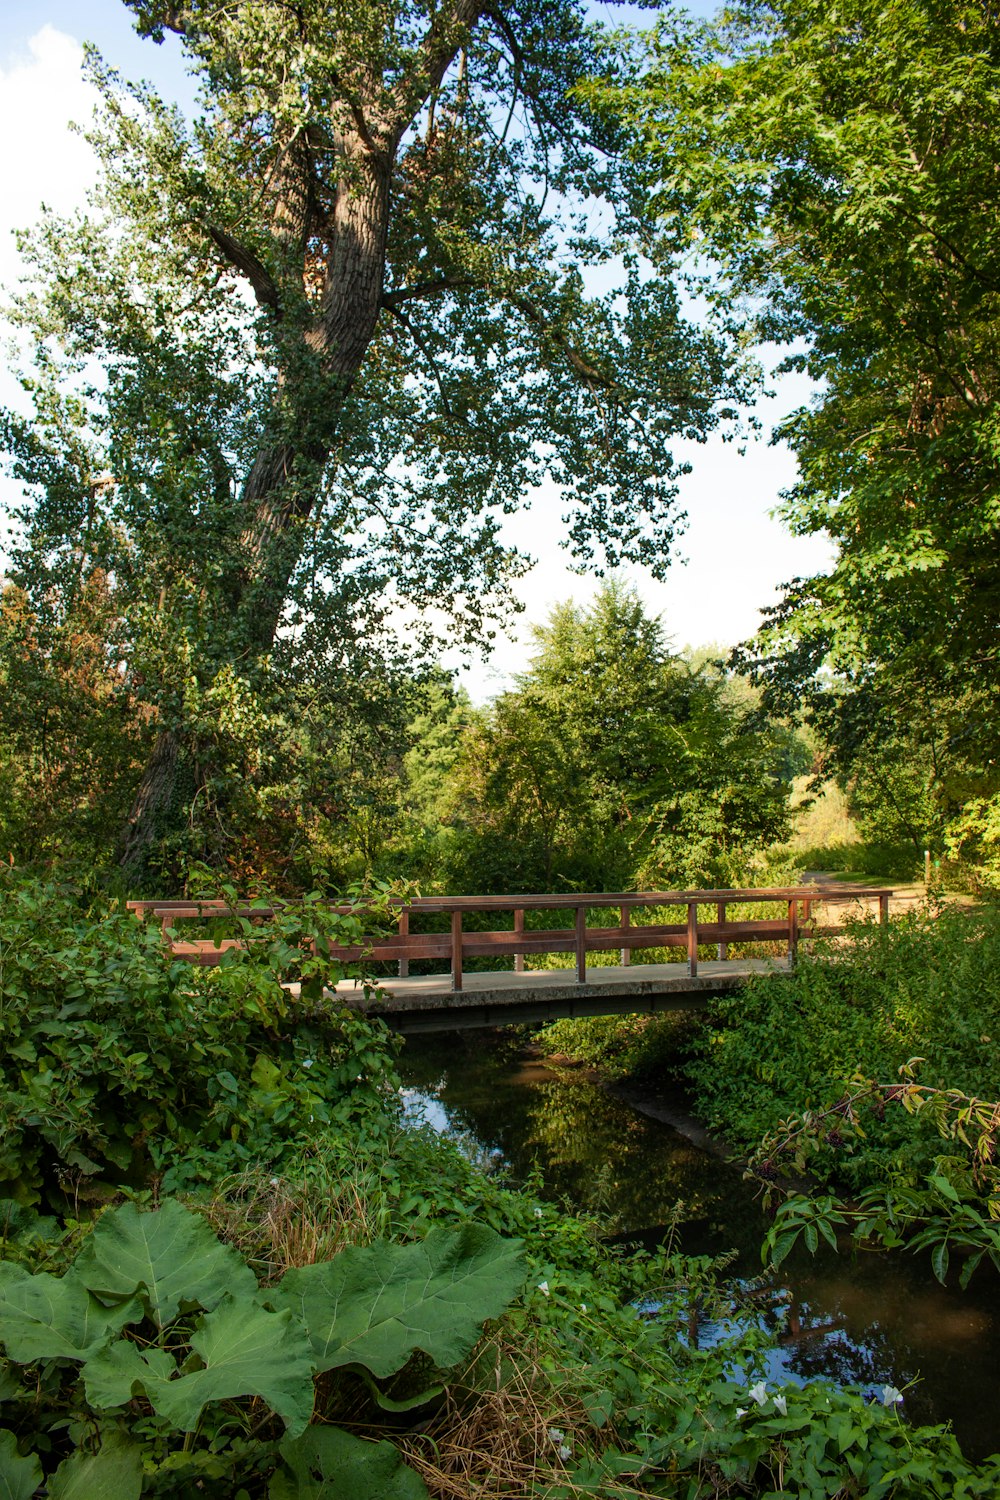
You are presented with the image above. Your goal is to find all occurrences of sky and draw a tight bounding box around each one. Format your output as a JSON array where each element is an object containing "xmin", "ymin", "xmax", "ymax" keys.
[{"xmin": 0, "ymin": 2, "xmax": 833, "ymax": 699}]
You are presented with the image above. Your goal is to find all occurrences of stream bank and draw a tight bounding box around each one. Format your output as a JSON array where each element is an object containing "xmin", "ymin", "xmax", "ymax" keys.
[{"xmin": 398, "ymin": 1030, "xmax": 1000, "ymax": 1462}]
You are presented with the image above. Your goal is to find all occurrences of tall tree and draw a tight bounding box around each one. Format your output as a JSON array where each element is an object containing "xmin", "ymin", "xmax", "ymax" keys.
[
  {"xmin": 2, "ymin": 0, "xmax": 750, "ymax": 877},
  {"xmin": 446, "ymin": 582, "xmax": 798, "ymax": 890},
  {"xmin": 595, "ymin": 0, "xmax": 1000, "ymax": 843}
]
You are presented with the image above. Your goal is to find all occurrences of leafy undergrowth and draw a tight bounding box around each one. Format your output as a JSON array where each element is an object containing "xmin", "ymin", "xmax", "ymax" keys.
[
  {"xmin": 686, "ymin": 904, "xmax": 1000, "ymax": 1191},
  {"xmin": 4, "ymin": 875, "xmax": 1000, "ymax": 1495},
  {"xmin": 0, "ymin": 869, "xmax": 402, "ymax": 1210}
]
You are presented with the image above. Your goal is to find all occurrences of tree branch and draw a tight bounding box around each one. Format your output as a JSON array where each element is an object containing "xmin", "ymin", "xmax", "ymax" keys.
[
  {"xmin": 386, "ymin": 0, "xmax": 485, "ymax": 143},
  {"xmin": 382, "ymin": 303, "xmax": 456, "ymax": 420},
  {"xmin": 506, "ymin": 293, "xmax": 615, "ymax": 391},
  {"xmin": 381, "ymin": 276, "xmax": 476, "ymax": 309},
  {"xmin": 204, "ymin": 224, "xmax": 283, "ymax": 316}
]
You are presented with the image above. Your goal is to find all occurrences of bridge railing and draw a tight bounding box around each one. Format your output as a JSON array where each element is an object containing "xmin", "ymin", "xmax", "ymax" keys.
[{"xmin": 128, "ymin": 885, "xmax": 893, "ymax": 991}]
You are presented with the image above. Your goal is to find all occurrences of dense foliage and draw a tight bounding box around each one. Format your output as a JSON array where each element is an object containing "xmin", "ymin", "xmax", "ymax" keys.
[
  {"xmin": 431, "ymin": 583, "xmax": 806, "ymax": 893},
  {"xmin": 686, "ymin": 906, "xmax": 1000, "ymax": 1191},
  {"xmin": 592, "ymin": 0, "xmax": 1000, "ymax": 873},
  {"xmin": 0, "ymin": 871, "xmax": 400, "ymax": 1207}
]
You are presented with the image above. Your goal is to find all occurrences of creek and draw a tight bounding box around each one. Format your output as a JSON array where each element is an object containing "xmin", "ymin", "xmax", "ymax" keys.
[{"xmin": 398, "ymin": 1031, "xmax": 1000, "ymax": 1462}]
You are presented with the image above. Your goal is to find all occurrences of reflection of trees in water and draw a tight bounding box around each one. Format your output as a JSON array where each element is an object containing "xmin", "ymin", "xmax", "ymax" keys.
[
  {"xmin": 399, "ymin": 1035, "xmax": 744, "ymax": 1228},
  {"xmin": 398, "ymin": 1035, "xmax": 1000, "ymax": 1462}
]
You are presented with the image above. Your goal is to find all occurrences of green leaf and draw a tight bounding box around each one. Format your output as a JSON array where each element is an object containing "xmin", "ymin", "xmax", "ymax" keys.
[
  {"xmin": 82, "ymin": 1340, "xmax": 178, "ymax": 1412},
  {"xmin": 930, "ymin": 1241, "xmax": 951, "ymax": 1285},
  {"xmin": 270, "ymin": 1427, "xmax": 428, "ymax": 1499},
  {"xmin": 929, "ymin": 1174, "xmax": 962, "ymax": 1204},
  {"xmin": 142, "ymin": 1294, "xmax": 314, "ymax": 1436},
  {"xmin": 0, "ymin": 1430, "xmax": 42, "ymax": 1500},
  {"xmin": 0, "ymin": 1271, "xmax": 138, "ymax": 1363},
  {"xmin": 47, "ymin": 1431, "xmax": 143, "ymax": 1500},
  {"xmin": 74, "ymin": 1199, "xmax": 256, "ymax": 1327},
  {"xmin": 274, "ymin": 1224, "xmax": 524, "ymax": 1380},
  {"xmin": 0, "ymin": 1364, "xmax": 25, "ymax": 1403}
]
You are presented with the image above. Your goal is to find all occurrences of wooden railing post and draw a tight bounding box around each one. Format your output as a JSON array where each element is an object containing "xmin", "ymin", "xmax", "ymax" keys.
[
  {"xmin": 450, "ymin": 910, "xmax": 463, "ymax": 992},
  {"xmin": 717, "ymin": 900, "xmax": 727, "ymax": 961},
  {"xmin": 620, "ymin": 904, "xmax": 630, "ymax": 966},
  {"xmin": 787, "ymin": 899, "xmax": 799, "ymax": 967},
  {"xmin": 879, "ymin": 892, "xmax": 890, "ymax": 926},
  {"xmin": 398, "ymin": 909, "xmax": 409, "ymax": 978},
  {"xmin": 514, "ymin": 907, "xmax": 525, "ymax": 972},
  {"xmin": 575, "ymin": 905, "xmax": 587, "ymax": 984},
  {"xmin": 687, "ymin": 901, "xmax": 698, "ymax": 978}
]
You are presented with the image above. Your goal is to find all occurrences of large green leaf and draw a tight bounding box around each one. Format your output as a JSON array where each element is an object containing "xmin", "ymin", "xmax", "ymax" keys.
[
  {"xmin": 46, "ymin": 1431, "xmax": 143, "ymax": 1500},
  {"xmin": 0, "ymin": 1430, "xmax": 41, "ymax": 1500},
  {"xmin": 81, "ymin": 1340, "xmax": 177, "ymax": 1412},
  {"xmin": 274, "ymin": 1224, "xmax": 524, "ymax": 1378},
  {"xmin": 0, "ymin": 1271, "xmax": 138, "ymax": 1362},
  {"xmin": 86, "ymin": 1294, "xmax": 315, "ymax": 1437},
  {"xmin": 0, "ymin": 1267, "xmax": 28, "ymax": 1296},
  {"xmin": 74, "ymin": 1199, "xmax": 256, "ymax": 1327},
  {"xmin": 270, "ymin": 1427, "xmax": 428, "ymax": 1500}
]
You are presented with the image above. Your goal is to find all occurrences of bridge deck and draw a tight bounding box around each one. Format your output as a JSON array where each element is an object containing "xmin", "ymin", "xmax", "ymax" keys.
[{"xmin": 336, "ymin": 957, "xmax": 789, "ymax": 1032}]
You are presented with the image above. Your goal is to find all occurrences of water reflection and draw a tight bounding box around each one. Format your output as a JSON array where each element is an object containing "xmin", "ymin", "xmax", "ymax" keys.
[{"xmin": 399, "ymin": 1032, "xmax": 1000, "ymax": 1461}]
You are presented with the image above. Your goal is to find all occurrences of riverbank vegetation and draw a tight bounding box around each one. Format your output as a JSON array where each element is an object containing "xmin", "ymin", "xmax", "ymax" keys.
[
  {"xmin": 3, "ymin": 874, "xmax": 1000, "ymax": 1497},
  {"xmin": 3, "ymin": 0, "xmax": 1000, "ymax": 1491}
]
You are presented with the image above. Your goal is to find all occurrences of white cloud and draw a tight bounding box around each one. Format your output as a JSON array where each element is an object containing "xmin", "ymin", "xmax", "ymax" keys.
[{"xmin": 0, "ymin": 27, "xmax": 98, "ymax": 298}]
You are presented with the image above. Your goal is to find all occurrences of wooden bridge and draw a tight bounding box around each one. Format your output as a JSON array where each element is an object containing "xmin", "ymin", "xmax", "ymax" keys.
[{"xmin": 129, "ymin": 885, "xmax": 892, "ymax": 1033}]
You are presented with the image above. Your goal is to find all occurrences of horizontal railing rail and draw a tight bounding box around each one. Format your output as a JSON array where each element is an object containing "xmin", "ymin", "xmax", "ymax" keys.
[{"xmin": 128, "ymin": 885, "xmax": 893, "ymax": 991}]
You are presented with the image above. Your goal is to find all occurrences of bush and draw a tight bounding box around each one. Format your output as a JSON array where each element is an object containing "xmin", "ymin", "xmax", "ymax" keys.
[
  {"xmin": 686, "ymin": 905, "xmax": 1000, "ymax": 1188},
  {"xmin": 0, "ymin": 871, "xmax": 400, "ymax": 1207}
]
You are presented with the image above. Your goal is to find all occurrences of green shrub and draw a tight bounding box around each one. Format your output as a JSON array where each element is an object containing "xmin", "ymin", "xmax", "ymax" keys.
[
  {"xmin": 686, "ymin": 905, "xmax": 1000, "ymax": 1188},
  {"xmin": 0, "ymin": 871, "xmax": 400, "ymax": 1208}
]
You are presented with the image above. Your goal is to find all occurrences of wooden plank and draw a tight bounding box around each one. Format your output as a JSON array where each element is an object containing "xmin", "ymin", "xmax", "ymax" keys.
[
  {"xmin": 575, "ymin": 906, "xmax": 587, "ymax": 984},
  {"xmin": 451, "ymin": 910, "xmax": 463, "ymax": 992},
  {"xmin": 397, "ymin": 910, "xmax": 409, "ymax": 978}
]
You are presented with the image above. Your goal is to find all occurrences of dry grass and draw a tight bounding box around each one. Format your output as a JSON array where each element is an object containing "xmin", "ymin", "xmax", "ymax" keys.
[
  {"xmin": 200, "ymin": 1167, "xmax": 393, "ymax": 1280},
  {"xmin": 397, "ymin": 1335, "xmax": 647, "ymax": 1500}
]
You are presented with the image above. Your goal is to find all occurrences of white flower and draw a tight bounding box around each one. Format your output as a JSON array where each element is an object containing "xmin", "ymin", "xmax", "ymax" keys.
[
  {"xmin": 773, "ymin": 1394, "xmax": 787, "ymax": 1417},
  {"xmin": 881, "ymin": 1385, "xmax": 904, "ymax": 1407},
  {"xmin": 735, "ymin": 1407, "xmax": 747, "ymax": 1419},
  {"xmin": 534, "ymin": 1207, "xmax": 543, "ymax": 1218},
  {"xmin": 302, "ymin": 1058, "xmax": 314, "ymax": 1069},
  {"xmin": 538, "ymin": 1280, "xmax": 550, "ymax": 1297},
  {"xmin": 558, "ymin": 1444, "xmax": 572, "ymax": 1461},
  {"xmin": 269, "ymin": 1176, "xmax": 280, "ymax": 1186},
  {"xmin": 748, "ymin": 1381, "xmax": 768, "ymax": 1408},
  {"xmin": 579, "ymin": 1303, "xmax": 587, "ymax": 1313},
  {"xmin": 548, "ymin": 1428, "xmax": 565, "ymax": 1445}
]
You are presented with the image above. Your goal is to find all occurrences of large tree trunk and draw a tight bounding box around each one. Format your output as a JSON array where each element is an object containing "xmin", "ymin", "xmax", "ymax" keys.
[
  {"xmin": 236, "ymin": 148, "xmax": 394, "ymax": 652},
  {"xmin": 120, "ymin": 1, "xmax": 483, "ymax": 873},
  {"xmin": 118, "ymin": 729, "xmax": 180, "ymax": 878},
  {"xmin": 121, "ymin": 150, "xmax": 395, "ymax": 868}
]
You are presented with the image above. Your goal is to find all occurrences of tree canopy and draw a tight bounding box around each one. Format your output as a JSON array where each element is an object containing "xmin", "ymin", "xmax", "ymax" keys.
[
  {"xmin": 1, "ymin": 0, "xmax": 751, "ymax": 877},
  {"xmin": 598, "ymin": 0, "xmax": 1000, "ymax": 858},
  {"xmin": 438, "ymin": 582, "xmax": 802, "ymax": 891}
]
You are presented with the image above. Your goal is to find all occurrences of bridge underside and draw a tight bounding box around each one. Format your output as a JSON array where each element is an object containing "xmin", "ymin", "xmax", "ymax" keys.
[{"xmin": 334, "ymin": 958, "xmax": 787, "ymax": 1033}]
